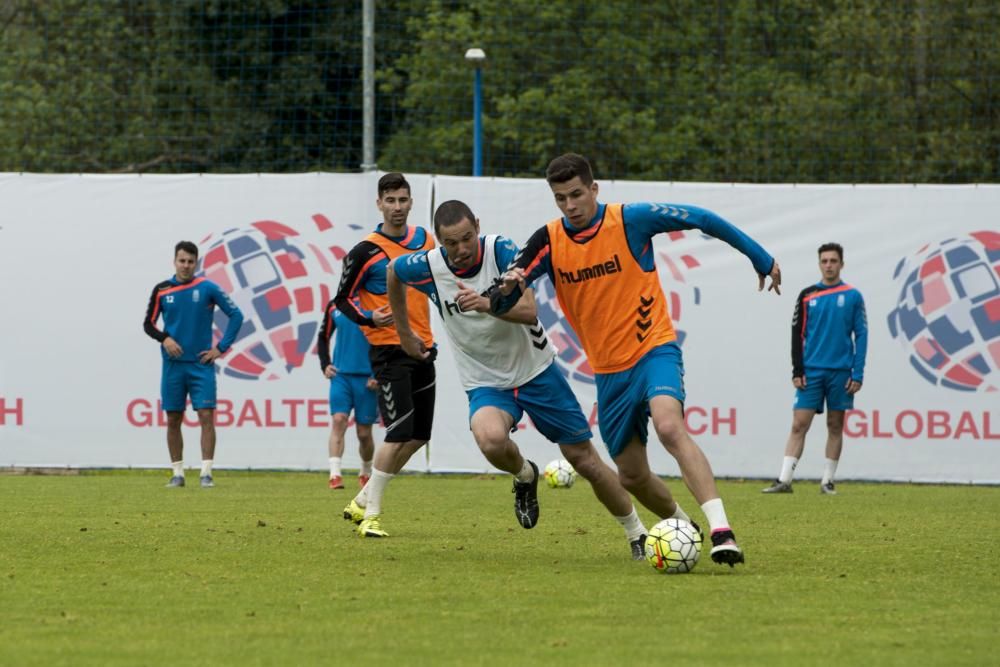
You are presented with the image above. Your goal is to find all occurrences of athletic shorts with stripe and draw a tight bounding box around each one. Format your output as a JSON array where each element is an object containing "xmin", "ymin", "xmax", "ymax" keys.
[
  {"xmin": 466, "ymin": 363, "xmax": 593, "ymax": 445},
  {"xmin": 369, "ymin": 345, "xmax": 436, "ymax": 443},
  {"xmin": 594, "ymin": 342, "xmax": 686, "ymax": 458}
]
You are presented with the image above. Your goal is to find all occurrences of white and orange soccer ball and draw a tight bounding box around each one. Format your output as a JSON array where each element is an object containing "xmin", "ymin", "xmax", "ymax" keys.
[{"xmin": 644, "ymin": 518, "xmax": 702, "ymax": 574}]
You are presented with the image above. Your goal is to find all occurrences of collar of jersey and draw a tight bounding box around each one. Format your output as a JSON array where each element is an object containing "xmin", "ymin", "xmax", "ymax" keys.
[{"xmin": 562, "ymin": 203, "xmax": 606, "ymax": 241}]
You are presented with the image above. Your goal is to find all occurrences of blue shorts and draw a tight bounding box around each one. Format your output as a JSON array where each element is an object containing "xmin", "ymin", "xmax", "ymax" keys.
[
  {"xmin": 330, "ymin": 373, "xmax": 378, "ymax": 424},
  {"xmin": 466, "ymin": 363, "xmax": 592, "ymax": 445},
  {"xmin": 794, "ymin": 368, "xmax": 854, "ymax": 414},
  {"xmin": 594, "ymin": 343, "xmax": 685, "ymax": 458},
  {"xmin": 161, "ymin": 360, "xmax": 217, "ymax": 412}
]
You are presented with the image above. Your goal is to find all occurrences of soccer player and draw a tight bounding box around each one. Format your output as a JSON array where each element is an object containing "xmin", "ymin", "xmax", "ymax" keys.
[
  {"xmin": 334, "ymin": 172, "xmax": 436, "ymax": 538},
  {"xmin": 762, "ymin": 243, "xmax": 867, "ymax": 495},
  {"xmin": 389, "ymin": 200, "xmax": 696, "ymax": 559},
  {"xmin": 317, "ymin": 300, "xmax": 378, "ymax": 490},
  {"xmin": 143, "ymin": 240, "xmax": 244, "ymax": 488},
  {"xmin": 493, "ymin": 153, "xmax": 782, "ymax": 567}
]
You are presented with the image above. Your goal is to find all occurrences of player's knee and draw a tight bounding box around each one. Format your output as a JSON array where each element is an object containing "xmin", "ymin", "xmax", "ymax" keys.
[
  {"xmin": 471, "ymin": 423, "xmax": 508, "ymax": 453},
  {"xmin": 791, "ymin": 418, "xmax": 812, "ymax": 436},
  {"xmin": 653, "ymin": 417, "xmax": 686, "ymax": 450},
  {"xmin": 826, "ymin": 412, "xmax": 844, "ymax": 431},
  {"xmin": 197, "ymin": 411, "xmax": 214, "ymax": 428},
  {"xmin": 165, "ymin": 412, "xmax": 184, "ymax": 428},
  {"xmin": 561, "ymin": 445, "xmax": 601, "ymax": 481},
  {"xmin": 616, "ymin": 466, "xmax": 648, "ymax": 494},
  {"xmin": 332, "ymin": 413, "xmax": 350, "ymax": 429}
]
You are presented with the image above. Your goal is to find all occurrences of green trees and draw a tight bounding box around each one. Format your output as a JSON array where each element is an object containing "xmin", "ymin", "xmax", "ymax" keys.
[{"xmin": 0, "ymin": 0, "xmax": 996, "ymax": 181}]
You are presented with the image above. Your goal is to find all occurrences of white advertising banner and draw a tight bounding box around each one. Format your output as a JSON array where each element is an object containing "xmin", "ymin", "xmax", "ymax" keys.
[{"xmin": 1, "ymin": 173, "xmax": 998, "ymax": 483}]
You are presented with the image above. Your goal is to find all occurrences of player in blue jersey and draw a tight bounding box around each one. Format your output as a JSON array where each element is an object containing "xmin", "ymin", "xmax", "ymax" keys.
[
  {"xmin": 143, "ymin": 240, "xmax": 244, "ymax": 488},
  {"xmin": 389, "ymin": 200, "xmax": 689, "ymax": 559},
  {"xmin": 494, "ymin": 153, "xmax": 781, "ymax": 567},
  {"xmin": 763, "ymin": 243, "xmax": 868, "ymax": 495},
  {"xmin": 317, "ymin": 301, "xmax": 378, "ymax": 490}
]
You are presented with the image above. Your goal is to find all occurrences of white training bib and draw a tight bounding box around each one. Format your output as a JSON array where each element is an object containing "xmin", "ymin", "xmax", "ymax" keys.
[{"xmin": 427, "ymin": 234, "xmax": 554, "ymax": 390}]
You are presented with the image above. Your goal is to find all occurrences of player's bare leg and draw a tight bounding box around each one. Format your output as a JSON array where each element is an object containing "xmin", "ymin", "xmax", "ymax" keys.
[
  {"xmin": 648, "ymin": 395, "xmax": 743, "ymax": 566},
  {"xmin": 165, "ymin": 411, "xmax": 186, "ymax": 487},
  {"xmin": 470, "ymin": 407, "xmax": 539, "ymax": 529},
  {"xmin": 764, "ymin": 409, "xmax": 816, "ymax": 493},
  {"xmin": 611, "ymin": 439, "xmax": 679, "ymax": 518},
  {"xmin": 562, "ymin": 441, "xmax": 649, "ymax": 559},
  {"xmin": 470, "ymin": 407, "xmax": 526, "ymax": 475},
  {"xmin": 327, "ymin": 413, "xmax": 349, "ymax": 488},
  {"xmin": 356, "ymin": 423, "xmax": 375, "ymax": 487},
  {"xmin": 197, "ymin": 408, "xmax": 216, "ymax": 487},
  {"xmin": 821, "ymin": 410, "xmax": 845, "ymax": 494}
]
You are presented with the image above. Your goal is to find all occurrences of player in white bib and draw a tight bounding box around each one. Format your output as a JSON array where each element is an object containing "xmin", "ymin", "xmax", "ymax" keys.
[{"xmin": 388, "ymin": 200, "xmax": 695, "ymax": 559}]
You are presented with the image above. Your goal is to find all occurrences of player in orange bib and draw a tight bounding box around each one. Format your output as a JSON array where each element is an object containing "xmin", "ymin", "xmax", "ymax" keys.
[
  {"xmin": 493, "ymin": 153, "xmax": 782, "ymax": 567},
  {"xmin": 333, "ymin": 172, "xmax": 437, "ymax": 538}
]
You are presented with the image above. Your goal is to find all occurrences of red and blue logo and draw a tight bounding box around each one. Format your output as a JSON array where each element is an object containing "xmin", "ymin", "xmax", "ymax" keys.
[
  {"xmin": 887, "ymin": 231, "xmax": 1000, "ymax": 392},
  {"xmin": 197, "ymin": 216, "xmax": 357, "ymax": 381}
]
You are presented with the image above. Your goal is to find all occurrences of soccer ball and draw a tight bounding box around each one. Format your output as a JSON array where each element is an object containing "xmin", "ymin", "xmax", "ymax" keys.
[
  {"xmin": 543, "ymin": 459, "xmax": 577, "ymax": 489},
  {"xmin": 644, "ymin": 518, "xmax": 702, "ymax": 574}
]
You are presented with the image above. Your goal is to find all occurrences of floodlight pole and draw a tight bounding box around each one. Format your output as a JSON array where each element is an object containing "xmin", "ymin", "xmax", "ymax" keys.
[
  {"xmin": 361, "ymin": 0, "xmax": 376, "ymax": 171},
  {"xmin": 465, "ymin": 48, "xmax": 487, "ymax": 177}
]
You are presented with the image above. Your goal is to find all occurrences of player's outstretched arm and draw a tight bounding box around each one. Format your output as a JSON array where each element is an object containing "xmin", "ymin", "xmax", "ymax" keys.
[{"xmin": 386, "ymin": 259, "xmax": 427, "ymax": 360}]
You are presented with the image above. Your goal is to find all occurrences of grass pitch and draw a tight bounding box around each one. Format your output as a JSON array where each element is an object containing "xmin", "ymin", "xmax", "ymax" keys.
[{"xmin": 1, "ymin": 471, "xmax": 997, "ymax": 666}]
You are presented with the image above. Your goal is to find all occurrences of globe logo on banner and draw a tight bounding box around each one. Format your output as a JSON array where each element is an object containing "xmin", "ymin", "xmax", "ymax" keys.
[
  {"xmin": 535, "ymin": 231, "xmax": 703, "ymax": 385},
  {"xmin": 886, "ymin": 231, "xmax": 1000, "ymax": 392},
  {"xmin": 197, "ymin": 217, "xmax": 349, "ymax": 380}
]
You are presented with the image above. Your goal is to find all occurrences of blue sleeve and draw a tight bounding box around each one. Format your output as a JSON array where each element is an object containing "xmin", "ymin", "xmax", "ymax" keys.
[
  {"xmin": 494, "ymin": 236, "xmax": 520, "ymax": 272},
  {"xmin": 852, "ymin": 293, "xmax": 868, "ymax": 383},
  {"xmin": 392, "ymin": 251, "xmax": 436, "ymax": 298},
  {"xmin": 210, "ymin": 283, "xmax": 244, "ymax": 353},
  {"xmin": 622, "ymin": 202, "xmax": 774, "ymax": 276}
]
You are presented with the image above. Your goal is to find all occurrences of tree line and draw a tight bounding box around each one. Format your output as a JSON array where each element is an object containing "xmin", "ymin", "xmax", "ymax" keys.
[{"xmin": 1, "ymin": 0, "xmax": 996, "ymax": 182}]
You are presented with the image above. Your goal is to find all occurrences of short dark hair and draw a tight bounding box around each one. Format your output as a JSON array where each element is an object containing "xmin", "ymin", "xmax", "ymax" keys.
[
  {"xmin": 818, "ymin": 242, "xmax": 843, "ymax": 262},
  {"xmin": 433, "ymin": 200, "xmax": 476, "ymax": 235},
  {"xmin": 378, "ymin": 172, "xmax": 411, "ymax": 198},
  {"xmin": 546, "ymin": 153, "xmax": 594, "ymax": 186},
  {"xmin": 175, "ymin": 240, "xmax": 198, "ymax": 258}
]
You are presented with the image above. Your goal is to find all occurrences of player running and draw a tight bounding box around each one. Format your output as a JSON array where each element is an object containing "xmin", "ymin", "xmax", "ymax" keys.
[
  {"xmin": 492, "ymin": 153, "xmax": 782, "ymax": 567},
  {"xmin": 389, "ymin": 200, "xmax": 698, "ymax": 559}
]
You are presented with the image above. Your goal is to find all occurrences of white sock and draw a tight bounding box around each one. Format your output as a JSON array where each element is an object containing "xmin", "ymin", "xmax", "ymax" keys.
[
  {"xmin": 514, "ymin": 459, "xmax": 535, "ymax": 483},
  {"xmin": 670, "ymin": 503, "xmax": 692, "ymax": 523},
  {"xmin": 700, "ymin": 498, "xmax": 731, "ymax": 534},
  {"xmin": 329, "ymin": 456, "xmax": 342, "ymax": 478},
  {"xmin": 171, "ymin": 461, "xmax": 184, "ymax": 477},
  {"xmin": 822, "ymin": 458, "xmax": 839, "ymax": 486},
  {"xmin": 614, "ymin": 508, "xmax": 647, "ymax": 541},
  {"xmin": 363, "ymin": 469, "xmax": 394, "ymax": 518},
  {"xmin": 200, "ymin": 460, "xmax": 213, "ymax": 477},
  {"xmin": 778, "ymin": 456, "xmax": 798, "ymax": 484},
  {"xmin": 360, "ymin": 459, "xmax": 373, "ymax": 476}
]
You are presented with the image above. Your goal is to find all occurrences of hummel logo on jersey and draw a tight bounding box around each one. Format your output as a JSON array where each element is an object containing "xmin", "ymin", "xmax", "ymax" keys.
[
  {"xmin": 556, "ymin": 254, "xmax": 623, "ymax": 285},
  {"xmin": 443, "ymin": 299, "xmax": 464, "ymax": 317}
]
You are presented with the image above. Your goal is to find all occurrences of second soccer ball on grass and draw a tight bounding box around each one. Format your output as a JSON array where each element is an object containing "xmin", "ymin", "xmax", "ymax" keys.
[{"xmin": 543, "ymin": 459, "xmax": 577, "ymax": 489}]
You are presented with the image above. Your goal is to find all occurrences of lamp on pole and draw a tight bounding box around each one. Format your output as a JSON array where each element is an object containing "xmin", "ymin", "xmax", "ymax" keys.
[{"xmin": 464, "ymin": 47, "xmax": 486, "ymax": 176}]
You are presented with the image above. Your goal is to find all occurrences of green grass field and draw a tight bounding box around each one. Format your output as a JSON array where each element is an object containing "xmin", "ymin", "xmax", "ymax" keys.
[{"xmin": 1, "ymin": 471, "xmax": 997, "ymax": 666}]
